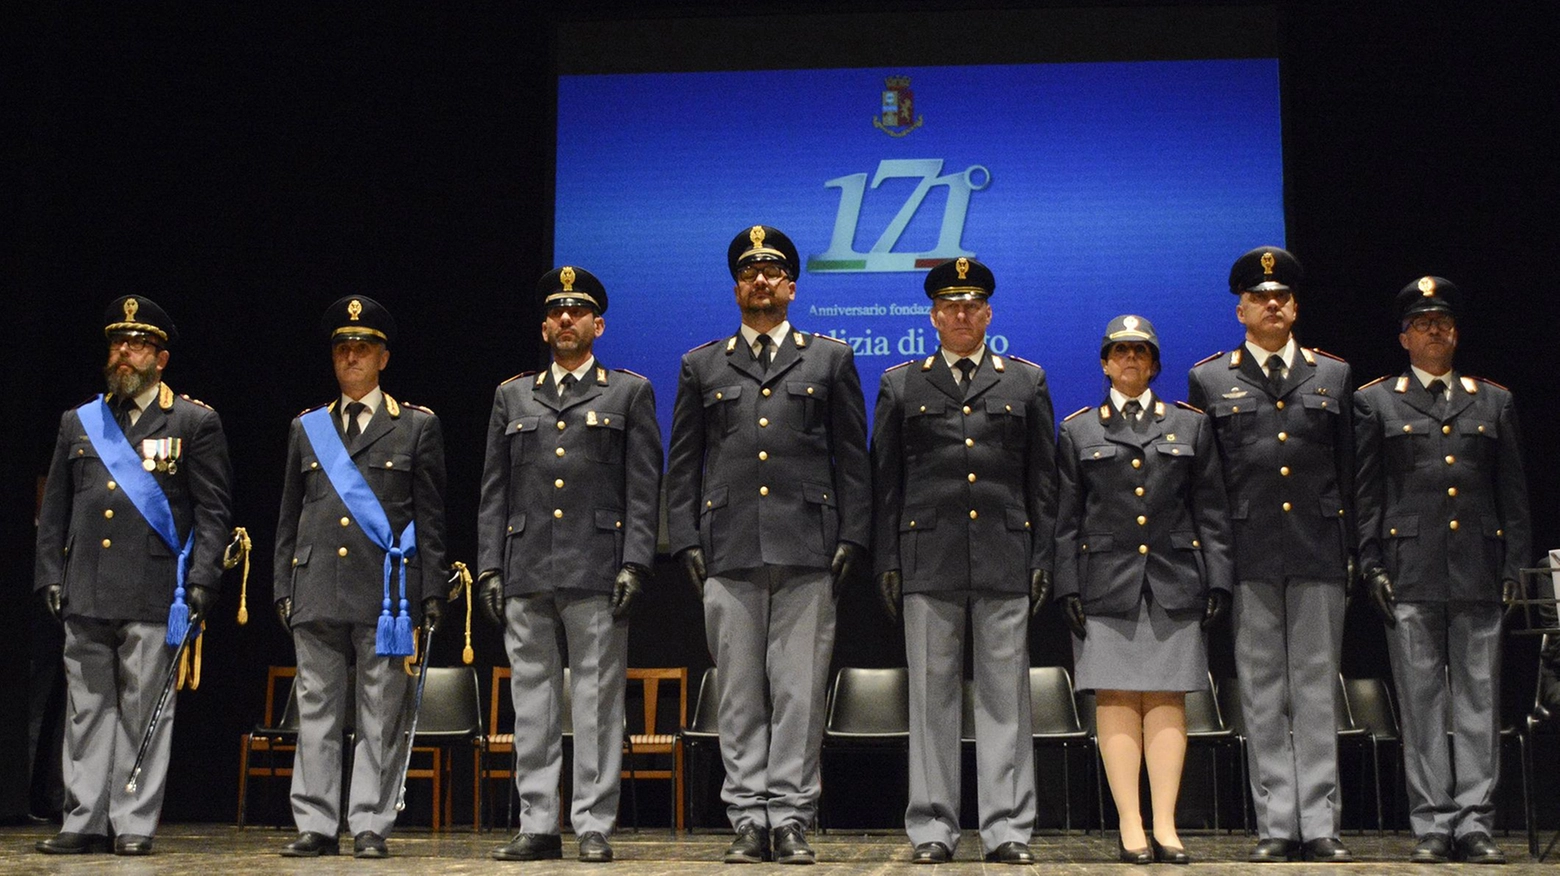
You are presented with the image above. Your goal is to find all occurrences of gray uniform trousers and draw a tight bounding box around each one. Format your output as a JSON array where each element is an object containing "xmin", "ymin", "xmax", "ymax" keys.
[
  {"xmin": 290, "ymin": 621, "xmax": 410, "ymax": 838},
  {"xmin": 704, "ymin": 565, "xmax": 835, "ymax": 831},
  {"xmin": 1387, "ymin": 601, "xmax": 1503, "ymax": 838},
  {"xmin": 1234, "ymin": 579, "xmax": 1345, "ymax": 840},
  {"xmin": 505, "ymin": 591, "xmax": 627, "ymax": 836},
  {"xmin": 61, "ymin": 619, "xmax": 174, "ymax": 838},
  {"xmin": 904, "ymin": 591, "xmax": 1036, "ymax": 854}
]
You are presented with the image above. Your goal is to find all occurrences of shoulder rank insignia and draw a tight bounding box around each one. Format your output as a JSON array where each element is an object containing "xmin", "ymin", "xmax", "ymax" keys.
[
  {"xmin": 500, "ymin": 370, "xmax": 534, "ymax": 386},
  {"xmin": 1310, "ymin": 347, "xmax": 1346, "ymax": 362},
  {"xmin": 613, "ymin": 367, "xmax": 649, "ymax": 381},
  {"xmin": 1472, "ymin": 375, "xmax": 1508, "ymax": 391},
  {"xmin": 159, "ymin": 383, "xmax": 176, "ymax": 409},
  {"xmin": 1358, "ymin": 375, "xmax": 1390, "ymax": 390},
  {"xmin": 1175, "ymin": 400, "xmax": 1205, "ymax": 414},
  {"xmin": 1393, "ymin": 376, "xmax": 1410, "ymax": 393},
  {"xmin": 1229, "ymin": 348, "xmax": 1244, "ymax": 368},
  {"xmin": 883, "ymin": 359, "xmax": 914, "ymax": 373},
  {"xmin": 990, "ymin": 354, "xmax": 1005, "ymax": 372},
  {"xmin": 684, "ymin": 337, "xmax": 721, "ymax": 354},
  {"xmin": 1299, "ymin": 348, "xmax": 1317, "ymax": 366},
  {"xmin": 402, "ymin": 401, "xmax": 434, "ymax": 414},
  {"xmin": 920, "ymin": 355, "xmax": 937, "ymax": 371},
  {"xmin": 385, "ymin": 395, "xmax": 402, "ymax": 417},
  {"xmin": 596, "ymin": 366, "xmax": 608, "ymax": 385},
  {"xmin": 810, "ymin": 332, "xmax": 846, "ymax": 346},
  {"xmin": 1062, "ymin": 405, "xmax": 1092, "ymax": 422},
  {"xmin": 1459, "ymin": 376, "xmax": 1479, "ymax": 394},
  {"xmin": 1191, "ymin": 351, "xmax": 1223, "ymax": 368}
]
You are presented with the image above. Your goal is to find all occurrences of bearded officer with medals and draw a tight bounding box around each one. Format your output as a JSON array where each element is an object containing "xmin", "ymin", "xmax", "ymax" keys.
[
  {"xmin": 871, "ymin": 258, "xmax": 1056, "ymax": 865},
  {"xmin": 478, "ymin": 267, "xmax": 662, "ymax": 863},
  {"xmin": 273, "ymin": 295, "xmax": 448, "ymax": 859},
  {"xmin": 667, "ymin": 225, "xmax": 870, "ymax": 864},
  {"xmin": 1186, "ymin": 248, "xmax": 1355, "ymax": 863},
  {"xmin": 1354, "ymin": 277, "xmax": 1530, "ymax": 864},
  {"xmin": 34, "ymin": 296, "xmax": 235, "ymax": 856}
]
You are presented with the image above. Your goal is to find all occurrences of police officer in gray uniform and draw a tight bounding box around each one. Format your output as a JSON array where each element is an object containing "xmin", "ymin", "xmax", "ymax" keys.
[
  {"xmin": 274, "ymin": 296, "xmax": 448, "ymax": 859},
  {"xmin": 667, "ymin": 225, "xmax": 870, "ymax": 864},
  {"xmin": 1355, "ymin": 277, "xmax": 1530, "ymax": 864},
  {"xmin": 35, "ymin": 296, "xmax": 234, "ymax": 856},
  {"xmin": 478, "ymin": 267, "xmax": 663, "ymax": 863},
  {"xmin": 872, "ymin": 258, "xmax": 1055, "ymax": 865},
  {"xmin": 1187, "ymin": 247, "xmax": 1354, "ymax": 863}
]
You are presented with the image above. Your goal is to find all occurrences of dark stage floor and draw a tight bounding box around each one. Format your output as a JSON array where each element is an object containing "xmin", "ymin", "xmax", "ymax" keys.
[{"xmin": 0, "ymin": 826, "xmax": 1552, "ymax": 875}]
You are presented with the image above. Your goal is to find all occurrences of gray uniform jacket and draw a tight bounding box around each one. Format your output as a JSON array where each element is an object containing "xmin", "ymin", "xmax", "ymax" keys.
[
  {"xmin": 274, "ymin": 396, "xmax": 448, "ymax": 625},
  {"xmin": 1187, "ymin": 346, "xmax": 1355, "ymax": 582},
  {"xmin": 36, "ymin": 385, "xmax": 234, "ymax": 622},
  {"xmin": 477, "ymin": 364, "xmax": 663, "ymax": 594},
  {"xmin": 667, "ymin": 329, "xmax": 871, "ymax": 574},
  {"xmin": 1054, "ymin": 395, "xmax": 1235, "ymax": 616},
  {"xmin": 871, "ymin": 353, "xmax": 1057, "ymax": 593},
  {"xmin": 1354, "ymin": 373, "xmax": 1530, "ymax": 601}
]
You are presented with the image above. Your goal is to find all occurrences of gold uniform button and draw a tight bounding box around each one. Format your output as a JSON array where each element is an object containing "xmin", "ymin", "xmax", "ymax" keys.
[
  {"xmin": 758, "ymin": 451, "xmax": 768, "ymax": 461},
  {"xmin": 103, "ymin": 509, "xmax": 114, "ymax": 519},
  {"xmin": 1192, "ymin": 539, "xmax": 1201, "ymax": 548},
  {"xmin": 760, "ymin": 486, "xmax": 769, "ymax": 496},
  {"xmin": 715, "ymin": 392, "xmax": 724, "ymax": 400},
  {"xmin": 338, "ymin": 547, "xmax": 348, "ymax": 557},
  {"xmin": 919, "ymin": 405, "xmax": 927, "ymax": 413},
  {"xmin": 705, "ymin": 500, "xmax": 712, "ymax": 508},
  {"xmin": 616, "ymin": 521, "xmax": 622, "ymax": 528},
  {"xmin": 1447, "ymin": 487, "xmax": 1457, "ymax": 497},
  {"xmin": 965, "ymin": 438, "xmax": 975, "ymax": 447},
  {"xmin": 310, "ymin": 461, "xmax": 320, "ymax": 469},
  {"xmin": 1232, "ymin": 405, "xmax": 1240, "ymax": 413},
  {"xmin": 1136, "ymin": 515, "xmax": 1147, "ymax": 526},
  {"xmin": 1134, "ymin": 487, "xmax": 1145, "ymax": 496},
  {"xmin": 759, "ymin": 417, "xmax": 769, "ymax": 427},
  {"xmin": 909, "ymin": 520, "xmax": 917, "ymax": 528},
  {"xmin": 506, "ymin": 526, "xmax": 513, "ymax": 533},
  {"xmin": 1478, "ymin": 425, "xmax": 1486, "ymax": 433},
  {"xmin": 962, "ymin": 405, "xmax": 972, "ymax": 415},
  {"xmin": 1131, "ymin": 458, "xmax": 1142, "ymax": 469},
  {"xmin": 1092, "ymin": 451, "xmax": 1101, "ymax": 459},
  {"xmin": 557, "ymin": 421, "xmax": 565, "ymax": 431},
  {"xmin": 807, "ymin": 387, "xmax": 815, "ymax": 395},
  {"xmin": 1403, "ymin": 424, "xmax": 1413, "ymax": 433},
  {"xmin": 1282, "ymin": 502, "xmax": 1292, "ymax": 512},
  {"xmin": 1390, "ymin": 527, "xmax": 1398, "ymax": 536},
  {"xmin": 555, "ymin": 479, "xmax": 565, "ymax": 488},
  {"xmin": 762, "ymin": 387, "xmax": 772, "ymax": 397},
  {"xmin": 1280, "ymin": 466, "xmax": 1291, "ymax": 476},
  {"xmin": 340, "ymin": 516, "xmax": 350, "ymax": 527},
  {"xmin": 554, "ymin": 509, "xmax": 564, "ymax": 518},
  {"xmin": 1277, "ymin": 431, "xmax": 1288, "ymax": 442},
  {"xmin": 1442, "ymin": 425, "xmax": 1452, "ymax": 435},
  {"xmin": 969, "ymin": 509, "xmax": 978, "ymax": 520},
  {"xmin": 1275, "ymin": 400, "xmax": 1285, "ymax": 410},
  {"xmin": 1497, "ymin": 529, "xmax": 1504, "ymax": 537},
  {"xmin": 102, "ymin": 538, "xmax": 111, "ymax": 548},
  {"xmin": 106, "ymin": 480, "xmax": 117, "ymax": 491},
  {"xmin": 967, "ymin": 473, "xmax": 976, "ymax": 483},
  {"xmin": 555, "ymin": 447, "xmax": 566, "ymax": 457},
  {"xmin": 1449, "ymin": 520, "xmax": 1459, "ymax": 531},
  {"xmin": 1138, "ymin": 544, "xmax": 1149, "ymax": 555},
  {"xmin": 384, "ymin": 460, "xmax": 394, "ymax": 468},
  {"xmin": 292, "ymin": 557, "xmax": 299, "ymax": 566},
  {"xmin": 1445, "ymin": 455, "xmax": 1455, "ymax": 465}
]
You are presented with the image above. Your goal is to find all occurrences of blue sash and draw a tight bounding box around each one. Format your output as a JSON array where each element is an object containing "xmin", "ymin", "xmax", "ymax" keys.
[
  {"xmin": 77, "ymin": 395, "xmax": 196, "ymax": 645},
  {"xmin": 300, "ymin": 406, "xmax": 418, "ymax": 656}
]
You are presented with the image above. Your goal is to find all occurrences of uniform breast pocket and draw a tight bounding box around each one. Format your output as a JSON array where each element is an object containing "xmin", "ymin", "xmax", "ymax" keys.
[
  {"xmin": 1153, "ymin": 440, "xmax": 1194, "ymax": 465},
  {"xmin": 787, "ymin": 381, "xmax": 828, "ymax": 433},
  {"xmin": 1209, "ymin": 399, "xmax": 1258, "ymax": 444},
  {"xmin": 1382, "ymin": 418, "xmax": 1431, "ymax": 471},
  {"xmin": 365, "ymin": 452, "xmax": 414, "ymax": 491},
  {"xmin": 69, "ymin": 438, "xmax": 102, "ymax": 489},
  {"xmin": 1301, "ymin": 393, "xmax": 1340, "ymax": 435},
  {"xmin": 585, "ymin": 411, "xmax": 626, "ymax": 463},
  {"xmin": 300, "ymin": 456, "xmax": 329, "ymax": 502},
  {"xmin": 1458, "ymin": 418, "xmax": 1498, "ymax": 467},
  {"xmin": 986, "ymin": 397, "xmax": 1028, "ymax": 449},
  {"xmin": 507, "ymin": 416, "xmax": 539, "ymax": 465},
  {"xmin": 904, "ymin": 399, "xmax": 947, "ymax": 458},
  {"xmin": 1079, "ymin": 443, "xmax": 1118, "ymax": 467},
  {"xmin": 704, "ymin": 385, "xmax": 743, "ymax": 435}
]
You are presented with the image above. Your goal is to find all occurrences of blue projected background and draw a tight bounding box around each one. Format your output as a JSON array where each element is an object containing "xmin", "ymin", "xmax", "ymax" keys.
[{"xmin": 554, "ymin": 60, "xmax": 1284, "ymax": 436}]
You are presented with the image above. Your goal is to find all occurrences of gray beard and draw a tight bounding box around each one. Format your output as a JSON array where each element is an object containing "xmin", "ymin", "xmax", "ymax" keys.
[{"xmin": 104, "ymin": 359, "xmax": 159, "ymax": 399}]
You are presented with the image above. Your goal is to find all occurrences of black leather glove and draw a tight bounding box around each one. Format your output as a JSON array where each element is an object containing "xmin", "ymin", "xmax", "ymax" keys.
[
  {"xmin": 476, "ymin": 571, "xmax": 504, "ymax": 627},
  {"xmin": 677, "ymin": 547, "xmax": 707, "ymax": 598},
  {"xmin": 1202, "ymin": 589, "xmax": 1228, "ymax": 629},
  {"xmin": 1029, "ymin": 569, "xmax": 1052, "ymax": 617},
  {"xmin": 612, "ymin": 563, "xmax": 649, "ymax": 619},
  {"xmin": 877, "ymin": 570, "xmax": 903, "ymax": 624},
  {"xmin": 1365, "ymin": 567, "xmax": 1396, "ymax": 627},
  {"xmin": 1061, "ymin": 594, "xmax": 1087, "ymax": 640},
  {"xmin": 422, "ymin": 596, "xmax": 444, "ymax": 633},
  {"xmin": 44, "ymin": 584, "xmax": 62, "ymax": 623},
  {"xmin": 830, "ymin": 542, "xmax": 863, "ymax": 599},
  {"xmin": 275, "ymin": 597, "xmax": 292, "ymax": 630},
  {"xmin": 186, "ymin": 585, "xmax": 215, "ymax": 623}
]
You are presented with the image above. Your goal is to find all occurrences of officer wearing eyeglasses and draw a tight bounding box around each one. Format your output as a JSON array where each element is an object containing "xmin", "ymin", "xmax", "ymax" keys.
[
  {"xmin": 666, "ymin": 225, "xmax": 870, "ymax": 865},
  {"xmin": 1353, "ymin": 277, "xmax": 1530, "ymax": 864}
]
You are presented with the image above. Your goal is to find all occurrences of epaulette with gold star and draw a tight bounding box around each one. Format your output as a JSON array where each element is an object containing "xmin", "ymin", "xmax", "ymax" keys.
[
  {"xmin": 1062, "ymin": 406, "xmax": 1092, "ymax": 422},
  {"xmin": 1191, "ymin": 351, "xmax": 1224, "ymax": 368},
  {"xmin": 1358, "ymin": 375, "xmax": 1391, "ymax": 390},
  {"xmin": 500, "ymin": 371, "xmax": 536, "ymax": 386},
  {"xmin": 1175, "ymin": 401, "xmax": 1205, "ymax": 414},
  {"xmin": 809, "ymin": 332, "xmax": 846, "ymax": 345},
  {"xmin": 1309, "ymin": 347, "xmax": 1347, "ymax": 363},
  {"xmin": 298, "ymin": 401, "xmax": 333, "ymax": 418},
  {"xmin": 613, "ymin": 367, "xmax": 649, "ymax": 381},
  {"xmin": 884, "ymin": 359, "xmax": 915, "ymax": 373},
  {"xmin": 176, "ymin": 393, "xmax": 212, "ymax": 411},
  {"xmin": 1471, "ymin": 375, "xmax": 1508, "ymax": 392},
  {"xmin": 687, "ymin": 337, "xmax": 722, "ymax": 354}
]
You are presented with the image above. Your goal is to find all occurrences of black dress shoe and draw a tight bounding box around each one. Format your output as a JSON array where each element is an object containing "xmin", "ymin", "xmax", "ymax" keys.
[
  {"xmin": 984, "ymin": 841, "xmax": 1035, "ymax": 864},
  {"xmin": 1249, "ymin": 838, "xmax": 1299, "ymax": 862},
  {"xmin": 281, "ymin": 831, "xmax": 340, "ymax": 857},
  {"xmin": 774, "ymin": 825, "xmax": 816, "ymax": 865},
  {"xmin": 1456, "ymin": 832, "xmax": 1506, "ymax": 864},
  {"xmin": 912, "ymin": 841, "xmax": 952, "ymax": 864},
  {"xmin": 35, "ymin": 832, "xmax": 111, "ymax": 854},
  {"xmin": 578, "ymin": 831, "xmax": 614, "ymax": 863},
  {"xmin": 723, "ymin": 825, "xmax": 770, "ymax": 864},
  {"xmin": 1411, "ymin": 832, "xmax": 1453, "ymax": 864},
  {"xmin": 1303, "ymin": 837, "xmax": 1352, "ymax": 862},
  {"xmin": 354, "ymin": 831, "xmax": 388, "ymax": 859},
  {"xmin": 1118, "ymin": 839, "xmax": 1153, "ymax": 865},
  {"xmin": 492, "ymin": 832, "xmax": 563, "ymax": 861},
  {"xmin": 115, "ymin": 834, "xmax": 154, "ymax": 856},
  {"xmin": 1151, "ymin": 838, "xmax": 1191, "ymax": 864}
]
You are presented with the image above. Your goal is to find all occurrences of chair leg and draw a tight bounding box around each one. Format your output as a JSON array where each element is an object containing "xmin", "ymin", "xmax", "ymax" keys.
[
  {"xmin": 237, "ymin": 738, "xmax": 251, "ymax": 828},
  {"xmin": 624, "ymin": 740, "xmax": 640, "ymax": 834},
  {"xmin": 1059, "ymin": 743, "xmax": 1073, "ymax": 833}
]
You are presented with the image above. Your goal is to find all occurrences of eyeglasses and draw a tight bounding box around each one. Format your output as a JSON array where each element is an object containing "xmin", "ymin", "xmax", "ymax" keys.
[
  {"xmin": 108, "ymin": 335, "xmax": 159, "ymax": 353},
  {"xmin": 1405, "ymin": 314, "xmax": 1455, "ymax": 333},
  {"xmin": 737, "ymin": 264, "xmax": 789, "ymax": 283}
]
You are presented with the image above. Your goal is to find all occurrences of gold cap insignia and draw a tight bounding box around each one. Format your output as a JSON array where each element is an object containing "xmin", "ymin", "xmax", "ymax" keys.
[
  {"xmin": 1123, "ymin": 315, "xmax": 1140, "ymax": 331},
  {"xmin": 749, "ymin": 226, "xmax": 765, "ymax": 249},
  {"xmin": 1260, "ymin": 252, "xmax": 1275, "ymax": 275},
  {"xmin": 1418, "ymin": 276, "xmax": 1436, "ymax": 296},
  {"xmin": 347, "ymin": 299, "xmax": 363, "ymax": 321},
  {"xmin": 560, "ymin": 266, "xmax": 576, "ymax": 292},
  {"xmin": 124, "ymin": 297, "xmax": 139, "ymax": 320},
  {"xmin": 956, "ymin": 257, "xmax": 970, "ymax": 279}
]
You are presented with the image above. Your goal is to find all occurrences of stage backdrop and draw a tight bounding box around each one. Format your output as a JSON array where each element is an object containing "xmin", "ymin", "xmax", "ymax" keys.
[{"xmin": 554, "ymin": 59, "xmax": 1284, "ymax": 435}]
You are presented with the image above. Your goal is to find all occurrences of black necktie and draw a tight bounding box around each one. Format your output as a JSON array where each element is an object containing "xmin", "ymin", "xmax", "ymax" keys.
[
  {"xmin": 345, "ymin": 401, "xmax": 366, "ymax": 446},
  {"xmin": 558, "ymin": 373, "xmax": 577, "ymax": 402},
  {"xmin": 114, "ymin": 396, "xmax": 137, "ymax": 433},
  {"xmin": 1123, "ymin": 399, "xmax": 1147, "ymax": 434},
  {"xmin": 955, "ymin": 358, "xmax": 975, "ymax": 396},
  {"xmin": 754, "ymin": 334, "xmax": 773, "ymax": 373},
  {"xmin": 1427, "ymin": 378, "xmax": 1448, "ymax": 418},
  {"xmin": 1266, "ymin": 354, "xmax": 1285, "ymax": 398}
]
